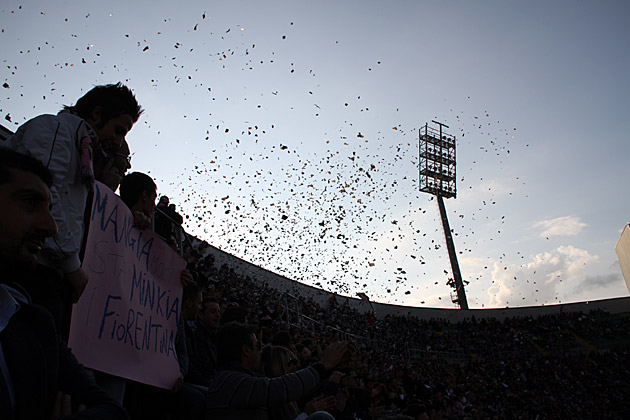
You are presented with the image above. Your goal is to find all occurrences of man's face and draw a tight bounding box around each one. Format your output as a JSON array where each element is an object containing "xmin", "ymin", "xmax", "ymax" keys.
[
  {"xmin": 141, "ymin": 188, "xmax": 157, "ymax": 219},
  {"xmin": 0, "ymin": 169, "xmax": 57, "ymax": 269},
  {"xmin": 200, "ymin": 302, "xmax": 221, "ymax": 330},
  {"xmin": 112, "ymin": 139, "xmax": 132, "ymax": 175},
  {"xmin": 93, "ymin": 114, "xmax": 134, "ymax": 153},
  {"xmin": 93, "ymin": 139, "xmax": 132, "ymax": 192}
]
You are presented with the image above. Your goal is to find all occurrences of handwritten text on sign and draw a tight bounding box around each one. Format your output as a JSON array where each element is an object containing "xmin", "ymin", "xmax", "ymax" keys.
[{"xmin": 69, "ymin": 181, "xmax": 185, "ymax": 389}]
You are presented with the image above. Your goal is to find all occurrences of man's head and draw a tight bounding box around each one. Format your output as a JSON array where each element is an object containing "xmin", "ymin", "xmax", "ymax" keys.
[
  {"xmin": 94, "ymin": 139, "xmax": 132, "ymax": 192},
  {"xmin": 64, "ymin": 83, "xmax": 143, "ymax": 152},
  {"xmin": 217, "ymin": 322, "xmax": 260, "ymax": 371},
  {"xmin": 119, "ymin": 172, "xmax": 157, "ymax": 218},
  {"xmin": 0, "ymin": 149, "xmax": 57, "ymax": 271},
  {"xmin": 199, "ymin": 297, "xmax": 221, "ymax": 331},
  {"xmin": 182, "ymin": 282, "xmax": 203, "ymax": 321}
]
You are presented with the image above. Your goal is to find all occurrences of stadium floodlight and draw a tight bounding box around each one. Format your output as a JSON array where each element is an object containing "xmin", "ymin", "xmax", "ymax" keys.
[{"xmin": 419, "ymin": 121, "xmax": 469, "ymax": 310}]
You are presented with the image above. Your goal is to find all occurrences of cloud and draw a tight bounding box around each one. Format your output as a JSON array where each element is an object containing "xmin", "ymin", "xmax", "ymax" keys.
[
  {"xmin": 577, "ymin": 273, "xmax": 620, "ymax": 290},
  {"xmin": 486, "ymin": 245, "xmax": 597, "ymax": 307},
  {"xmin": 533, "ymin": 216, "xmax": 586, "ymax": 238}
]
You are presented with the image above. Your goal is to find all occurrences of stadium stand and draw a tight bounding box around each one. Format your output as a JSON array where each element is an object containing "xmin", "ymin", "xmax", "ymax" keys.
[{"xmin": 185, "ymin": 239, "xmax": 630, "ymax": 419}]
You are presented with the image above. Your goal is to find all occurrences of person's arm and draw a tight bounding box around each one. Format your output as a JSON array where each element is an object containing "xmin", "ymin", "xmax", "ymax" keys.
[
  {"xmin": 208, "ymin": 363, "xmax": 326, "ymax": 410},
  {"xmin": 209, "ymin": 342, "xmax": 350, "ymax": 410}
]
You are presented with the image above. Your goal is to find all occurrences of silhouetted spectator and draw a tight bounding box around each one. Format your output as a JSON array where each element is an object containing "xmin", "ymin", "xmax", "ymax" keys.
[{"xmin": 4, "ymin": 83, "xmax": 142, "ymax": 310}]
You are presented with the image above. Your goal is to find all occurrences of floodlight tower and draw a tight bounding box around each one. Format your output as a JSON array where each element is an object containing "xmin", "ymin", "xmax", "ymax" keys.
[{"xmin": 419, "ymin": 121, "xmax": 469, "ymax": 309}]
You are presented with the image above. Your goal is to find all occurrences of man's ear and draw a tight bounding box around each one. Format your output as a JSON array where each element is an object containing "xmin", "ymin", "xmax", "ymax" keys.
[
  {"xmin": 241, "ymin": 343, "xmax": 251, "ymax": 358},
  {"xmin": 87, "ymin": 106, "xmax": 104, "ymax": 127}
]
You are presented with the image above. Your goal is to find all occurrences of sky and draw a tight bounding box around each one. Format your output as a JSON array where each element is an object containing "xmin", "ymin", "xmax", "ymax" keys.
[{"xmin": 2, "ymin": 0, "xmax": 629, "ymax": 308}]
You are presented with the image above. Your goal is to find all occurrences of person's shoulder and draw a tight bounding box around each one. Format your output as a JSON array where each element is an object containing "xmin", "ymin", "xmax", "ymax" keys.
[
  {"xmin": 5, "ymin": 113, "xmax": 87, "ymax": 156},
  {"xmin": 12, "ymin": 113, "xmax": 84, "ymax": 137},
  {"xmin": 11, "ymin": 113, "xmax": 57, "ymax": 133},
  {"xmin": 24, "ymin": 113, "xmax": 58, "ymax": 123},
  {"xmin": 25, "ymin": 112, "xmax": 82, "ymax": 126}
]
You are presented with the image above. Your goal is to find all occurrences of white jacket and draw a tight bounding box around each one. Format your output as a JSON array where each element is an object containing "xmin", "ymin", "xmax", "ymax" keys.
[{"xmin": 4, "ymin": 112, "xmax": 94, "ymax": 274}]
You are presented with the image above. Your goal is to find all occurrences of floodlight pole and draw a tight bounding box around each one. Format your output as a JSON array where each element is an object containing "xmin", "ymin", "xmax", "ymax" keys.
[
  {"xmin": 419, "ymin": 120, "xmax": 469, "ymax": 309},
  {"xmin": 436, "ymin": 194, "xmax": 468, "ymax": 309}
]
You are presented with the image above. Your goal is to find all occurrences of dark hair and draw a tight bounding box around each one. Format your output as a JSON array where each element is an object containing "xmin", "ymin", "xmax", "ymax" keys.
[
  {"xmin": 182, "ymin": 281, "xmax": 201, "ymax": 303},
  {"xmin": 0, "ymin": 148, "xmax": 52, "ymax": 187},
  {"xmin": 202, "ymin": 297, "xmax": 220, "ymax": 312},
  {"xmin": 220, "ymin": 304, "xmax": 249, "ymax": 326},
  {"xmin": 217, "ymin": 322, "xmax": 257, "ymax": 365},
  {"xmin": 119, "ymin": 172, "xmax": 156, "ymax": 209},
  {"xmin": 63, "ymin": 83, "xmax": 143, "ymax": 124}
]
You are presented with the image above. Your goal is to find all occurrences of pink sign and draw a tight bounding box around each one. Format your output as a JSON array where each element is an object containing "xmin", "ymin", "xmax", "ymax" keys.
[{"xmin": 69, "ymin": 181, "xmax": 185, "ymax": 389}]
